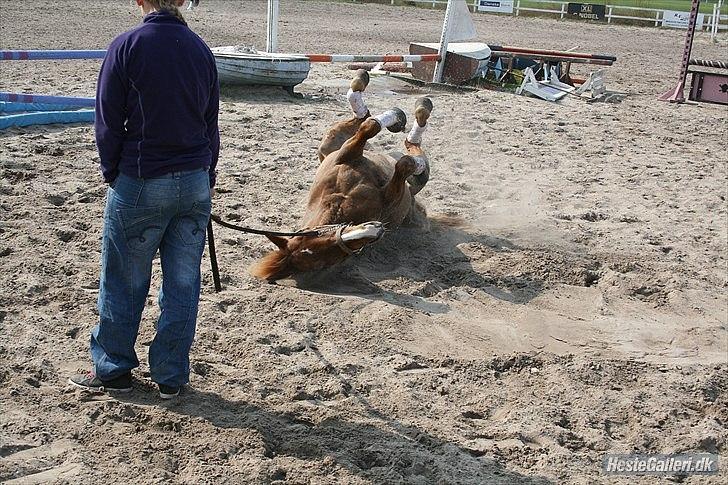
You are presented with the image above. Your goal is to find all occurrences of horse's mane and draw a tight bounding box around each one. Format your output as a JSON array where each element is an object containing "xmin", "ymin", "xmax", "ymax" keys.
[{"xmin": 250, "ymin": 250, "xmax": 289, "ymax": 281}]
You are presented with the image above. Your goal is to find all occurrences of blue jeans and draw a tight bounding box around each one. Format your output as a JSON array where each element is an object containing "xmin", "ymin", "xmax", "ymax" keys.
[{"xmin": 90, "ymin": 168, "xmax": 211, "ymax": 387}]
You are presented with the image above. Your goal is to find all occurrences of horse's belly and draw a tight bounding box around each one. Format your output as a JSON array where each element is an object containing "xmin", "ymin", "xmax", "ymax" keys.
[
  {"xmin": 308, "ymin": 151, "xmax": 413, "ymax": 226},
  {"xmin": 362, "ymin": 151, "xmax": 397, "ymax": 186}
]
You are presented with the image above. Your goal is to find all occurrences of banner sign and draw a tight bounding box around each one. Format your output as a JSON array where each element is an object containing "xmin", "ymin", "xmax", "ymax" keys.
[
  {"xmin": 567, "ymin": 3, "xmax": 606, "ymax": 21},
  {"xmin": 662, "ymin": 10, "xmax": 705, "ymax": 29},
  {"xmin": 477, "ymin": 0, "xmax": 514, "ymax": 14}
]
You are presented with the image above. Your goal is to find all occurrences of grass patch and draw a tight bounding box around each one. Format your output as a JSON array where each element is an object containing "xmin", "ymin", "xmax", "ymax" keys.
[
  {"xmin": 605, "ymin": 1, "xmax": 724, "ymax": 15},
  {"xmin": 339, "ymin": 0, "xmax": 726, "ymax": 15},
  {"xmin": 518, "ymin": 0, "xmax": 725, "ymax": 15}
]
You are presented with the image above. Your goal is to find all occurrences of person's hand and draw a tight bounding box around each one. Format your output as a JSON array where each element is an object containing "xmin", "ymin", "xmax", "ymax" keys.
[{"xmin": 210, "ymin": 187, "xmax": 216, "ymax": 198}]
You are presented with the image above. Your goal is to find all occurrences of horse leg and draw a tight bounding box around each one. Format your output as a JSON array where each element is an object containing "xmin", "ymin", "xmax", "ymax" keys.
[
  {"xmin": 404, "ymin": 97, "xmax": 433, "ymax": 196},
  {"xmin": 335, "ymin": 107, "xmax": 407, "ymax": 165},
  {"xmin": 317, "ymin": 70, "xmax": 372, "ymax": 162},
  {"xmin": 383, "ymin": 155, "xmax": 418, "ymax": 210}
]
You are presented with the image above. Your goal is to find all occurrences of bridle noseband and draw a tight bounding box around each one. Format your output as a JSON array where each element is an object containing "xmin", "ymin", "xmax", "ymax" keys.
[{"xmin": 335, "ymin": 225, "xmax": 355, "ymax": 255}]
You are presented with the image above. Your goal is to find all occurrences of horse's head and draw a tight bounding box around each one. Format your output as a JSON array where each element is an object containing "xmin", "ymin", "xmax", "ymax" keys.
[{"xmin": 250, "ymin": 222, "xmax": 385, "ymax": 281}]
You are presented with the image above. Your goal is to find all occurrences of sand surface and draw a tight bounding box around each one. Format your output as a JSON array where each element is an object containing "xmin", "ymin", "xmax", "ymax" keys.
[{"xmin": 1, "ymin": 1, "xmax": 726, "ymax": 483}]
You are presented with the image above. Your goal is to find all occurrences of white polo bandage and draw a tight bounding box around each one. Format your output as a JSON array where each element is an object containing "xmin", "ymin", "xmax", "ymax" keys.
[
  {"xmin": 347, "ymin": 89, "xmax": 368, "ymax": 118},
  {"xmin": 373, "ymin": 110, "xmax": 399, "ymax": 129},
  {"xmin": 406, "ymin": 123, "xmax": 427, "ymax": 145},
  {"xmin": 412, "ymin": 155, "xmax": 427, "ymax": 176}
]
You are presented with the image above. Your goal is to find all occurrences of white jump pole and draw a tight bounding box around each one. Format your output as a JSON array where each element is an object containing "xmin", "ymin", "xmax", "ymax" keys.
[
  {"xmin": 432, "ymin": 0, "xmax": 455, "ymax": 83},
  {"xmin": 266, "ymin": 0, "xmax": 279, "ymax": 53}
]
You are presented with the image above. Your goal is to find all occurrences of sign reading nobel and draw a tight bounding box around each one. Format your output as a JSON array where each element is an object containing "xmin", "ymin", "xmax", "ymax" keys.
[{"xmin": 567, "ymin": 3, "xmax": 606, "ymax": 21}]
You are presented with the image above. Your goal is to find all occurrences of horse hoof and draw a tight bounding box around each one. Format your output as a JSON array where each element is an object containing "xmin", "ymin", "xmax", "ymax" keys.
[
  {"xmin": 350, "ymin": 69, "xmax": 370, "ymax": 92},
  {"xmin": 386, "ymin": 107, "xmax": 407, "ymax": 133},
  {"xmin": 414, "ymin": 97, "xmax": 433, "ymax": 126}
]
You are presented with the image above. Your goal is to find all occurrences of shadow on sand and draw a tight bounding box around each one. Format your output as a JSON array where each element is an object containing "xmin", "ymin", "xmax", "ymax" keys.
[
  {"xmin": 117, "ymin": 339, "xmax": 551, "ymax": 484},
  {"xmin": 284, "ymin": 218, "xmax": 545, "ymax": 313},
  {"xmin": 220, "ymin": 84, "xmax": 335, "ymax": 106}
]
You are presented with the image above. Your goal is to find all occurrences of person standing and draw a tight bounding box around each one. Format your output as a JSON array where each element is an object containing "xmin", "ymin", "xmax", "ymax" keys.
[{"xmin": 70, "ymin": 0, "xmax": 219, "ymax": 399}]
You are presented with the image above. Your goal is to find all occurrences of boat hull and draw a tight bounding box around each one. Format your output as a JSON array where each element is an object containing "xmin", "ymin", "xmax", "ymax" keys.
[{"xmin": 212, "ymin": 48, "xmax": 310, "ymax": 87}]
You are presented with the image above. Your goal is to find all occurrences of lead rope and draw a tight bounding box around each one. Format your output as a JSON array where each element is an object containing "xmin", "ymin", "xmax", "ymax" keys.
[
  {"xmin": 208, "ymin": 214, "xmax": 353, "ymax": 293},
  {"xmin": 210, "ymin": 213, "xmax": 339, "ymax": 238}
]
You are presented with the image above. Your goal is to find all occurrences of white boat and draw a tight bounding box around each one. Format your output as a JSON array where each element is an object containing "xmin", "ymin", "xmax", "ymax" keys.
[{"xmin": 211, "ymin": 46, "xmax": 310, "ymax": 92}]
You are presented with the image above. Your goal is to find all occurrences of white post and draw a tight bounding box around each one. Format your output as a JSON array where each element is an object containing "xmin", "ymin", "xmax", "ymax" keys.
[
  {"xmin": 516, "ymin": 0, "xmax": 521, "ymax": 16},
  {"xmin": 712, "ymin": 3, "xmax": 719, "ymax": 40},
  {"xmin": 717, "ymin": 0, "xmax": 722, "ymax": 37},
  {"xmin": 607, "ymin": 5, "xmax": 612, "ymax": 24},
  {"xmin": 655, "ymin": 10, "xmax": 660, "ymax": 27},
  {"xmin": 433, "ymin": 0, "xmax": 455, "ymax": 83},
  {"xmin": 560, "ymin": 3, "xmax": 565, "ymax": 19},
  {"xmin": 266, "ymin": 0, "xmax": 279, "ymax": 53},
  {"xmin": 719, "ymin": 0, "xmax": 725, "ymax": 37}
]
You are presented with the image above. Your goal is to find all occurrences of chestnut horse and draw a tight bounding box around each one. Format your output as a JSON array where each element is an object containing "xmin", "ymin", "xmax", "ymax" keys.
[{"xmin": 251, "ymin": 70, "xmax": 433, "ymax": 281}]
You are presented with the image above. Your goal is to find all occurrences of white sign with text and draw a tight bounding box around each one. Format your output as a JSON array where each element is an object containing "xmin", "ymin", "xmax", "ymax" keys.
[
  {"xmin": 662, "ymin": 10, "xmax": 705, "ymax": 29},
  {"xmin": 478, "ymin": 0, "xmax": 514, "ymax": 14}
]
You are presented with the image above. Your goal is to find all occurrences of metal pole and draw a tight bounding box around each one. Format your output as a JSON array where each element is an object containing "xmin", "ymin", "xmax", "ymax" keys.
[
  {"xmin": 433, "ymin": 0, "xmax": 454, "ymax": 83},
  {"xmin": 658, "ymin": 0, "xmax": 701, "ymax": 103},
  {"xmin": 207, "ymin": 220, "xmax": 222, "ymax": 292},
  {"xmin": 266, "ymin": 0, "xmax": 279, "ymax": 53}
]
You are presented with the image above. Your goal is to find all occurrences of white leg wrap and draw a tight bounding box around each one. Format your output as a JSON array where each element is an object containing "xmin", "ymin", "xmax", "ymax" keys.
[
  {"xmin": 412, "ymin": 155, "xmax": 427, "ymax": 176},
  {"xmin": 373, "ymin": 110, "xmax": 399, "ymax": 129},
  {"xmin": 406, "ymin": 123, "xmax": 427, "ymax": 145},
  {"xmin": 347, "ymin": 89, "xmax": 368, "ymax": 119}
]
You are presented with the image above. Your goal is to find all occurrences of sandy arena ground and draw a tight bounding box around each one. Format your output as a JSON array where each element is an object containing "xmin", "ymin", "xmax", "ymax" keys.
[{"xmin": 1, "ymin": 1, "xmax": 726, "ymax": 483}]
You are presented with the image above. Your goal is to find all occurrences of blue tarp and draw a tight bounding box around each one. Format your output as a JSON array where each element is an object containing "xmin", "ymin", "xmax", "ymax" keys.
[
  {"xmin": 0, "ymin": 101, "xmax": 92, "ymax": 113},
  {"xmin": 0, "ymin": 50, "xmax": 102, "ymax": 129},
  {"xmin": 0, "ymin": 110, "xmax": 95, "ymax": 130}
]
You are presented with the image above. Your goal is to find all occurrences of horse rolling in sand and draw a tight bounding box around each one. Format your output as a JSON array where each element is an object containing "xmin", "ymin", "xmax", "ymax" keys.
[{"xmin": 252, "ymin": 70, "xmax": 434, "ymax": 281}]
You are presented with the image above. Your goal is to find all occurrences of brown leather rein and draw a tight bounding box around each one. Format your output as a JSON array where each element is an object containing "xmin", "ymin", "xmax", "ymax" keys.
[
  {"xmin": 206, "ymin": 214, "xmax": 361, "ymax": 293},
  {"xmin": 210, "ymin": 214, "xmax": 349, "ymax": 239}
]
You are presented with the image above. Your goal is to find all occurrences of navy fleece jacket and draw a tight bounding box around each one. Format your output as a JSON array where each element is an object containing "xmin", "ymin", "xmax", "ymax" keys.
[{"xmin": 95, "ymin": 11, "xmax": 219, "ymax": 187}]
